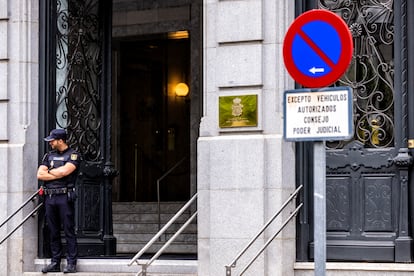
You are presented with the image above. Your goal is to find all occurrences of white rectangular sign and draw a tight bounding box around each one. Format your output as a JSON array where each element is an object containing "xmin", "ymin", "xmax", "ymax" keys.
[{"xmin": 283, "ymin": 87, "xmax": 353, "ymax": 141}]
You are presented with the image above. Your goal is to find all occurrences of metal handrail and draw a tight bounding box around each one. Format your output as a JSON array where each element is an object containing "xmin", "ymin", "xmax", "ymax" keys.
[
  {"xmin": 156, "ymin": 157, "xmax": 187, "ymax": 230},
  {"xmin": 128, "ymin": 192, "xmax": 197, "ymax": 276},
  {"xmin": 239, "ymin": 203, "xmax": 303, "ymax": 275},
  {"xmin": 136, "ymin": 211, "xmax": 198, "ymax": 276},
  {"xmin": 0, "ymin": 203, "xmax": 44, "ymax": 244},
  {"xmin": 225, "ymin": 185, "xmax": 303, "ymax": 276},
  {"xmin": 0, "ymin": 188, "xmax": 44, "ymax": 244}
]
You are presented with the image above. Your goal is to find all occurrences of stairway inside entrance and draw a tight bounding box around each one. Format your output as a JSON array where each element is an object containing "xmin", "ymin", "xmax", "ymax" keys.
[{"xmin": 113, "ymin": 201, "xmax": 197, "ymax": 255}]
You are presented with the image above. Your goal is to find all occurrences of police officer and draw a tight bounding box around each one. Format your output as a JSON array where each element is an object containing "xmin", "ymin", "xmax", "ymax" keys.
[{"xmin": 37, "ymin": 129, "xmax": 80, "ymax": 273}]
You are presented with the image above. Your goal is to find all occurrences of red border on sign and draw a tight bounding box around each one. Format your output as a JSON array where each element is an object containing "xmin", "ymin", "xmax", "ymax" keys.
[{"xmin": 283, "ymin": 9, "xmax": 353, "ymax": 88}]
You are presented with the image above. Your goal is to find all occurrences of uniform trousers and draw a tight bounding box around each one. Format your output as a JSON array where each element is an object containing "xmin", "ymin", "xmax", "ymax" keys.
[{"xmin": 44, "ymin": 193, "xmax": 78, "ymax": 265}]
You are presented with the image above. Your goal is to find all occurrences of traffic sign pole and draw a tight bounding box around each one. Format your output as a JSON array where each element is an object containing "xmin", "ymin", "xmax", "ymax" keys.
[
  {"xmin": 282, "ymin": 10, "xmax": 354, "ymax": 276},
  {"xmin": 314, "ymin": 141, "xmax": 326, "ymax": 276}
]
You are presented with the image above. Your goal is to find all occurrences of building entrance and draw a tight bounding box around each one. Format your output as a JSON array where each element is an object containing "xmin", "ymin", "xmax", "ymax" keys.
[
  {"xmin": 112, "ymin": 35, "xmax": 191, "ymax": 202},
  {"xmin": 39, "ymin": 0, "xmax": 202, "ymax": 257}
]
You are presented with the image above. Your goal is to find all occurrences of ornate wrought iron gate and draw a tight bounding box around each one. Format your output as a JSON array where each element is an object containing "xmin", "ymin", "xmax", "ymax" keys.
[
  {"xmin": 296, "ymin": 0, "xmax": 414, "ymax": 262},
  {"xmin": 39, "ymin": 0, "xmax": 116, "ymax": 257}
]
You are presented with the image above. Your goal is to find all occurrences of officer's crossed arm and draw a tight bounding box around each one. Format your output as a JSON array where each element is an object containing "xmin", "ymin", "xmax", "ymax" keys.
[
  {"xmin": 37, "ymin": 163, "xmax": 77, "ymax": 181},
  {"xmin": 49, "ymin": 162, "xmax": 77, "ymax": 178},
  {"xmin": 37, "ymin": 165, "xmax": 56, "ymax": 181}
]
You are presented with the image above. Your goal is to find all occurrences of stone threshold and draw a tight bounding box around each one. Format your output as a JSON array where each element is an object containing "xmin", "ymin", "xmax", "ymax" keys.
[
  {"xmin": 295, "ymin": 262, "xmax": 414, "ymax": 272},
  {"xmin": 34, "ymin": 258, "xmax": 197, "ymax": 274}
]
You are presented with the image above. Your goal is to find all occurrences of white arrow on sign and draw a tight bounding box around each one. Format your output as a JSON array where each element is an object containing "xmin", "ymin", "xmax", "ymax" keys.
[{"xmin": 309, "ymin": 67, "xmax": 325, "ymax": 74}]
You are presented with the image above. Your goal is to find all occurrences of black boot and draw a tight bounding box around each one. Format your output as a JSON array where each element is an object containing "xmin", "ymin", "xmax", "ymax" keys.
[
  {"xmin": 42, "ymin": 262, "xmax": 61, "ymax": 273},
  {"xmin": 63, "ymin": 264, "xmax": 77, "ymax": 273}
]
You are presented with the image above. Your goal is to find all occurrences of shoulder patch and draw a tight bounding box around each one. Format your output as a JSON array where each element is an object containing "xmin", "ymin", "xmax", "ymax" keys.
[{"xmin": 71, "ymin": 153, "xmax": 79, "ymax": 161}]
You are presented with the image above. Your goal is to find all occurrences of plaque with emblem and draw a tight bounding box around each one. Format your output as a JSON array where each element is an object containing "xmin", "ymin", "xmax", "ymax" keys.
[{"xmin": 219, "ymin": 94, "xmax": 258, "ymax": 128}]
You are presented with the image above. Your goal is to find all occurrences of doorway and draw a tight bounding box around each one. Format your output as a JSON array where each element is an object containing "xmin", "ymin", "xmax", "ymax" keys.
[
  {"xmin": 112, "ymin": 34, "xmax": 191, "ymax": 202},
  {"xmin": 296, "ymin": 0, "xmax": 414, "ymax": 263}
]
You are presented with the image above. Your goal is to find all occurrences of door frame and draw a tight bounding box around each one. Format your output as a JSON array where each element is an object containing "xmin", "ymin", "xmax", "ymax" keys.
[
  {"xmin": 295, "ymin": 0, "xmax": 414, "ymax": 262},
  {"xmin": 38, "ymin": 0, "xmax": 202, "ymax": 257}
]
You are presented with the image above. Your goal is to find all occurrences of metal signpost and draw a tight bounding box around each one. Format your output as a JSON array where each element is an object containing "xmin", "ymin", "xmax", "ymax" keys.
[
  {"xmin": 282, "ymin": 9, "xmax": 354, "ymax": 276},
  {"xmin": 283, "ymin": 87, "xmax": 353, "ymax": 275}
]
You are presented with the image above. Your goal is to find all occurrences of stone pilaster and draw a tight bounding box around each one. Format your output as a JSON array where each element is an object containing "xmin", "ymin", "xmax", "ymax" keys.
[{"xmin": 199, "ymin": 1, "xmax": 296, "ymax": 275}]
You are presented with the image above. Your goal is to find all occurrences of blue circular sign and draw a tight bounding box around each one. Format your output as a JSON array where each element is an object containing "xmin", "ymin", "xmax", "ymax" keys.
[{"xmin": 283, "ymin": 10, "xmax": 353, "ymax": 88}]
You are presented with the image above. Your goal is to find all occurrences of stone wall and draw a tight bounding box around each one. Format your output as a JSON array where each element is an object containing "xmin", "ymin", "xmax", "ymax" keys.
[
  {"xmin": 198, "ymin": 0, "xmax": 296, "ymax": 275},
  {"xmin": 0, "ymin": 0, "xmax": 39, "ymax": 274}
]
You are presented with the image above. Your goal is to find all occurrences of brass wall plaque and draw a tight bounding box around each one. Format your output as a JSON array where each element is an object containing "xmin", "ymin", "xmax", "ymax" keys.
[{"xmin": 219, "ymin": 94, "xmax": 258, "ymax": 128}]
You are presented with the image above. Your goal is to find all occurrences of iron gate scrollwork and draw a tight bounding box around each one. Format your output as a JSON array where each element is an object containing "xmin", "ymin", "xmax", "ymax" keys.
[
  {"xmin": 56, "ymin": 0, "xmax": 106, "ymax": 256},
  {"xmin": 297, "ymin": 0, "xmax": 414, "ymax": 263},
  {"xmin": 55, "ymin": 0, "xmax": 102, "ymax": 161},
  {"xmin": 321, "ymin": 0, "xmax": 395, "ymax": 149},
  {"xmin": 40, "ymin": 0, "xmax": 114, "ymax": 257}
]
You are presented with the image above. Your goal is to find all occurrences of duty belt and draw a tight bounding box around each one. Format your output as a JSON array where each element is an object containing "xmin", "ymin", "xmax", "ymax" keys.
[{"xmin": 44, "ymin": 187, "xmax": 71, "ymax": 195}]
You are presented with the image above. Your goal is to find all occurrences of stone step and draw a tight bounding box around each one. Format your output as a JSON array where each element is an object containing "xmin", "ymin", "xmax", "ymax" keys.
[
  {"xmin": 30, "ymin": 258, "xmax": 197, "ymax": 276},
  {"xmin": 114, "ymin": 229, "xmax": 197, "ymax": 254},
  {"xmin": 294, "ymin": 262, "xmax": 414, "ymax": 275},
  {"xmin": 113, "ymin": 213, "xmax": 194, "ymax": 224},
  {"xmin": 116, "ymin": 242, "xmax": 197, "ymax": 254},
  {"xmin": 112, "ymin": 202, "xmax": 197, "ymax": 255},
  {"xmin": 26, "ymin": 270, "xmax": 197, "ymax": 275},
  {"xmin": 113, "ymin": 202, "xmax": 190, "ymax": 214},
  {"xmin": 115, "ymin": 232, "xmax": 197, "ymax": 243},
  {"xmin": 113, "ymin": 221, "xmax": 197, "ymax": 233},
  {"xmin": 23, "ymin": 272, "xmax": 138, "ymax": 276}
]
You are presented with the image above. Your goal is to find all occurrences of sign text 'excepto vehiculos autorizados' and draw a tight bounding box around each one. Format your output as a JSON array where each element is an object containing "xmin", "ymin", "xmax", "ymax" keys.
[{"xmin": 283, "ymin": 86, "xmax": 353, "ymax": 141}]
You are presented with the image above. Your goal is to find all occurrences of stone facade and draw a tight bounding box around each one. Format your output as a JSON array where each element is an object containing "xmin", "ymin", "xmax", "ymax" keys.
[
  {"xmin": 4, "ymin": 0, "xmax": 414, "ymax": 275},
  {"xmin": 1, "ymin": 0, "xmax": 299, "ymax": 275}
]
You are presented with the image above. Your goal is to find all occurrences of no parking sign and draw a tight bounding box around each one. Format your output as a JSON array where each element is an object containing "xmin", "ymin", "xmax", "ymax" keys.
[{"xmin": 283, "ymin": 9, "xmax": 353, "ymax": 88}]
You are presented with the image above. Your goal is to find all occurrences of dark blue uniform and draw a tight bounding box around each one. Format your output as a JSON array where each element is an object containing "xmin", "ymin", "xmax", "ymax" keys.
[{"xmin": 42, "ymin": 147, "xmax": 80, "ymax": 266}]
